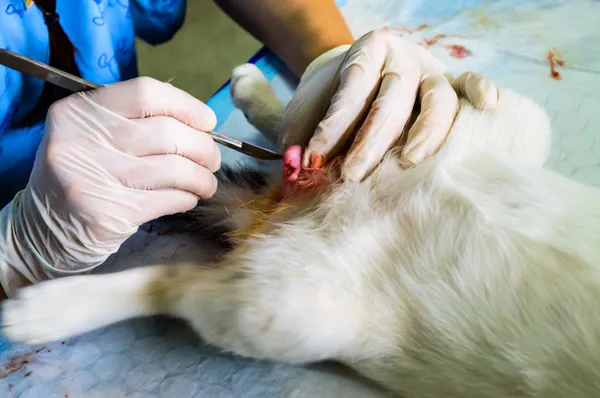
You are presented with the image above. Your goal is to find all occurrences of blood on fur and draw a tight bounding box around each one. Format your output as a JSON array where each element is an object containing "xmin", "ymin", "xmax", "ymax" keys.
[{"xmin": 281, "ymin": 146, "xmax": 339, "ymax": 201}]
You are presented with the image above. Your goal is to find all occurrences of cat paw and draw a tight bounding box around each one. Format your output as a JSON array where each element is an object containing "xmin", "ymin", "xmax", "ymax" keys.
[
  {"xmin": 1, "ymin": 276, "xmax": 116, "ymax": 344},
  {"xmin": 230, "ymin": 64, "xmax": 277, "ymax": 115}
]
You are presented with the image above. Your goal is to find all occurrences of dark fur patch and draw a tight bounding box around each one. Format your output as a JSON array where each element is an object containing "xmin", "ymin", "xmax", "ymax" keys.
[
  {"xmin": 217, "ymin": 165, "xmax": 270, "ymax": 193},
  {"xmin": 155, "ymin": 165, "xmax": 270, "ymax": 248}
]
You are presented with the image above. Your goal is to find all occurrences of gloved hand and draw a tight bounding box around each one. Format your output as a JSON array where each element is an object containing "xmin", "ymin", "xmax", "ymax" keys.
[
  {"xmin": 0, "ymin": 77, "xmax": 220, "ymax": 297},
  {"xmin": 280, "ymin": 29, "xmax": 497, "ymax": 181}
]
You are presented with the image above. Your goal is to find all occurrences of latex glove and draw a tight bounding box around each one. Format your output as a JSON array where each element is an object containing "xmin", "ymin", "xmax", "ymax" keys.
[
  {"xmin": 0, "ymin": 77, "xmax": 220, "ymax": 297},
  {"xmin": 280, "ymin": 29, "xmax": 497, "ymax": 181}
]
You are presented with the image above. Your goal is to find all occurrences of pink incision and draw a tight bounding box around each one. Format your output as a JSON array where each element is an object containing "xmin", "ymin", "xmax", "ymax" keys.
[
  {"xmin": 283, "ymin": 145, "xmax": 304, "ymax": 183},
  {"xmin": 280, "ymin": 145, "xmax": 304, "ymax": 200},
  {"xmin": 280, "ymin": 145, "xmax": 331, "ymax": 201}
]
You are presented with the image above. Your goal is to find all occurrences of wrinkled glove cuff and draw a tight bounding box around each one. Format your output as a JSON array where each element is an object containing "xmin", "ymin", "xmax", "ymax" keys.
[
  {"xmin": 0, "ymin": 189, "xmax": 107, "ymax": 297},
  {"xmin": 0, "ymin": 192, "xmax": 50, "ymax": 297}
]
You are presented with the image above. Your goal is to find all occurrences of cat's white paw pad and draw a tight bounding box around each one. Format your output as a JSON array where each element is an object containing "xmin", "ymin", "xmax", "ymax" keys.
[{"xmin": 1, "ymin": 277, "xmax": 110, "ymax": 344}]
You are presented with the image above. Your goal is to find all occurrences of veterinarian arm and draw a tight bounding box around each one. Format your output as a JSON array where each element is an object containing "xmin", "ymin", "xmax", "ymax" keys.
[
  {"xmin": 214, "ymin": 0, "xmax": 354, "ymax": 76},
  {"xmin": 0, "ymin": 78, "xmax": 221, "ymax": 299}
]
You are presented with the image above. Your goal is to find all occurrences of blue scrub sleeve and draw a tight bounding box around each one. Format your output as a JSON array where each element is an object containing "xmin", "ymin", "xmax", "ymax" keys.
[{"xmin": 0, "ymin": 123, "xmax": 45, "ymax": 210}]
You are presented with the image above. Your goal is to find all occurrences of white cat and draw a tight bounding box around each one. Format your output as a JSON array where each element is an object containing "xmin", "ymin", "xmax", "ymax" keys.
[{"xmin": 4, "ymin": 62, "xmax": 600, "ymax": 398}]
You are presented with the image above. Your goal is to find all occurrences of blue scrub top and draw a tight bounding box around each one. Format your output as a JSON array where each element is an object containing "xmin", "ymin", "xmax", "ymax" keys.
[{"xmin": 0, "ymin": 0, "xmax": 187, "ymax": 208}]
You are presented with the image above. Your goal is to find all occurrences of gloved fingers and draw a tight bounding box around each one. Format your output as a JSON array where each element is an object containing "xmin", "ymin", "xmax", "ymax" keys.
[
  {"xmin": 399, "ymin": 74, "xmax": 459, "ymax": 168},
  {"xmin": 451, "ymin": 72, "xmax": 498, "ymax": 109},
  {"xmin": 279, "ymin": 49, "xmax": 346, "ymax": 150},
  {"xmin": 121, "ymin": 116, "xmax": 221, "ymax": 173},
  {"xmin": 85, "ymin": 77, "xmax": 217, "ymax": 131},
  {"xmin": 302, "ymin": 65, "xmax": 379, "ymax": 167},
  {"xmin": 122, "ymin": 154, "xmax": 218, "ymax": 199},
  {"xmin": 135, "ymin": 189, "xmax": 201, "ymax": 225},
  {"xmin": 302, "ymin": 34, "xmax": 389, "ymax": 167},
  {"xmin": 340, "ymin": 57, "xmax": 421, "ymax": 182}
]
